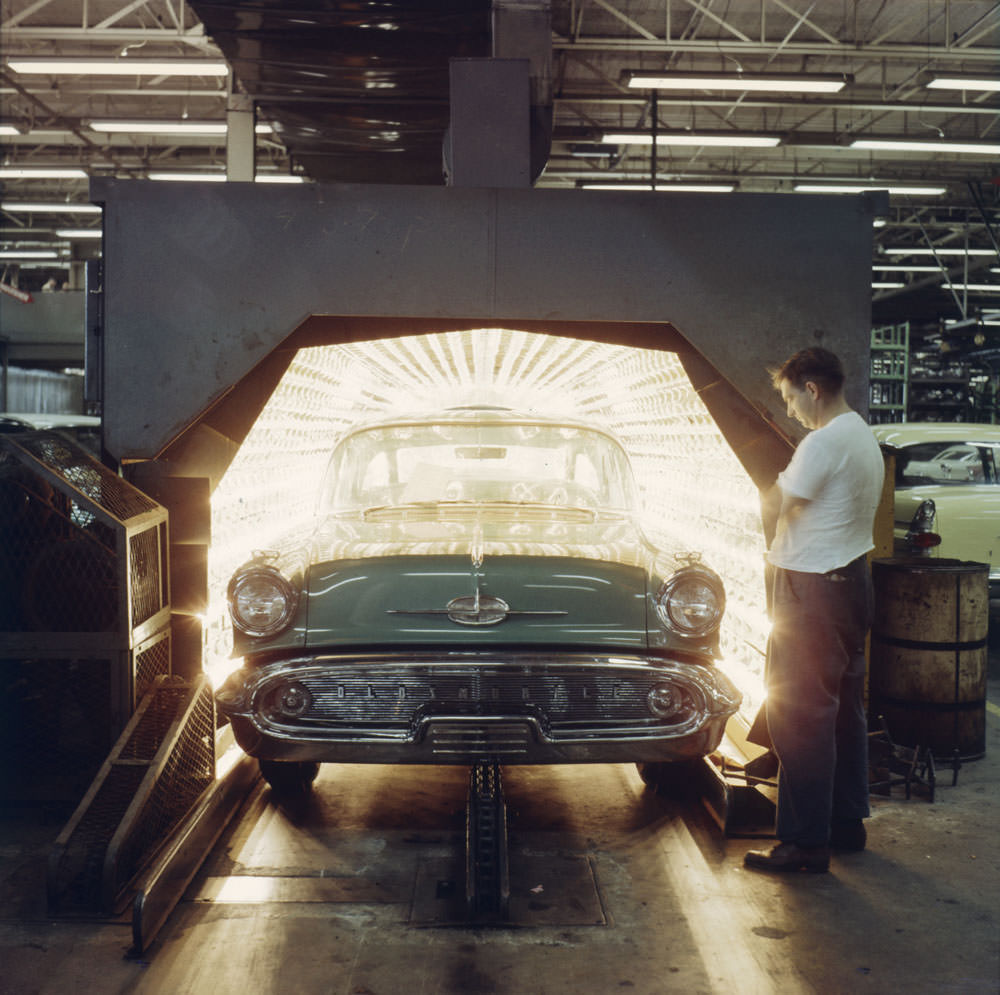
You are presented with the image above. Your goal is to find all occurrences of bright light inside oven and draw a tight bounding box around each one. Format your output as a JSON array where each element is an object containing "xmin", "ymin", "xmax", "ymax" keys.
[{"xmin": 203, "ymin": 328, "xmax": 769, "ymax": 713}]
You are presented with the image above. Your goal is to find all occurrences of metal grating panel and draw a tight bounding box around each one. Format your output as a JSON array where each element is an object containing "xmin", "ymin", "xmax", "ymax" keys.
[
  {"xmin": 109, "ymin": 681, "xmax": 215, "ymax": 905},
  {"xmin": 49, "ymin": 764, "xmax": 147, "ymax": 912},
  {"xmin": 13, "ymin": 432, "xmax": 158, "ymax": 522},
  {"xmin": 0, "ymin": 449, "xmax": 119, "ymax": 632},
  {"xmin": 49, "ymin": 677, "xmax": 216, "ymax": 915},
  {"xmin": 134, "ymin": 633, "xmax": 171, "ymax": 702},
  {"xmin": 129, "ymin": 526, "xmax": 164, "ymax": 628}
]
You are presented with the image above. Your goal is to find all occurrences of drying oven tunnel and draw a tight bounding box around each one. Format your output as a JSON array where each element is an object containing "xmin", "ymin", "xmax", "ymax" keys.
[{"xmin": 92, "ymin": 178, "xmax": 881, "ymax": 703}]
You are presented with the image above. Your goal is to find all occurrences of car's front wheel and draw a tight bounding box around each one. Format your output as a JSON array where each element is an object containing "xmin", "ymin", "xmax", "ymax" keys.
[{"xmin": 259, "ymin": 759, "xmax": 320, "ymax": 797}]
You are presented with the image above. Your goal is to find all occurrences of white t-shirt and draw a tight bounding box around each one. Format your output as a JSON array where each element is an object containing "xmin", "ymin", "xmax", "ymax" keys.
[{"xmin": 767, "ymin": 410, "xmax": 884, "ymax": 574}]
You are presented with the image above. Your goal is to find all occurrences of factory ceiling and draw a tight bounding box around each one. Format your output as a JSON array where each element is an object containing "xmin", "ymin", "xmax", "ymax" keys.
[{"xmin": 1, "ymin": 0, "xmax": 998, "ymax": 340}]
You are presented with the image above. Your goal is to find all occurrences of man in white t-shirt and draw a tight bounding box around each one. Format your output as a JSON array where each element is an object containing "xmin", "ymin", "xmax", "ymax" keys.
[{"xmin": 745, "ymin": 347, "xmax": 884, "ymax": 874}]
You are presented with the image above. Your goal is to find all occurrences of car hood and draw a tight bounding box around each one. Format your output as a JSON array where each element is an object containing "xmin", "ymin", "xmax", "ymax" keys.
[
  {"xmin": 308, "ymin": 508, "xmax": 651, "ymax": 567},
  {"xmin": 301, "ymin": 510, "xmax": 659, "ymax": 649}
]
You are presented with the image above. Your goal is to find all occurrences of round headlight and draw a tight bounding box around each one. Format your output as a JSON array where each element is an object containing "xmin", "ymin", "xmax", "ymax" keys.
[
  {"xmin": 228, "ymin": 566, "xmax": 297, "ymax": 637},
  {"xmin": 656, "ymin": 566, "xmax": 725, "ymax": 638}
]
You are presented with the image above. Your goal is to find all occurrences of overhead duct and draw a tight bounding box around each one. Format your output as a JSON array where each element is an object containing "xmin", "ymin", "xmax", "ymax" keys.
[{"xmin": 190, "ymin": 0, "xmax": 553, "ymax": 185}]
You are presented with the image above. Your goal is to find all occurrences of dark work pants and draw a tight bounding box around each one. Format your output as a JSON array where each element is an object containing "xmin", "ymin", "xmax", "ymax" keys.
[{"xmin": 765, "ymin": 557, "xmax": 873, "ymax": 847}]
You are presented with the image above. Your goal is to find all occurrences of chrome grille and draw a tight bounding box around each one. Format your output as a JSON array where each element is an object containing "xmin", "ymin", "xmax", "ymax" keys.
[
  {"xmin": 255, "ymin": 663, "xmax": 703, "ymax": 731},
  {"xmin": 427, "ymin": 721, "xmax": 532, "ymax": 757}
]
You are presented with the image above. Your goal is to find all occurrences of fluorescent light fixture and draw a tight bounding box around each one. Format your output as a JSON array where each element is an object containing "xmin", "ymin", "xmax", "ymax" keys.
[
  {"xmin": 0, "ymin": 124, "xmax": 25, "ymax": 136},
  {"xmin": 602, "ymin": 131, "xmax": 781, "ymax": 148},
  {"xmin": 569, "ymin": 143, "xmax": 619, "ymax": 157},
  {"xmin": 794, "ymin": 182, "xmax": 947, "ymax": 196},
  {"xmin": 55, "ymin": 229, "xmax": 101, "ymax": 239},
  {"xmin": 884, "ymin": 247, "xmax": 996, "ymax": 256},
  {"xmin": 148, "ymin": 171, "xmax": 306, "ymax": 183},
  {"xmin": 1, "ymin": 201, "xmax": 101, "ymax": 214},
  {"xmin": 91, "ymin": 120, "xmax": 226, "ymax": 136},
  {"xmin": 0, "ymin": 167, "xmax": 88, "ymax": 179},
  {"xmin": 944, "ymin": 283, "xmax": 1000, "ymax": 293},
  {"xmin": 624, "ymin": 71, "xmax": 850, "ymax": 93},
  {"xmin": 872, "ymin": 264, "xmax": 942, "ymax": 272},
  {"xmin": 579, "ymin": 182, "xmax": 736, "ymax": 192},
  {"xmin": 147, "ymin": 171, "xmax": 226, "ymax": 182},
  {"xmin": 6, "ymin": 57, "xmax": 229, "ymax": 76},
  {"xmin": 90, "ymin": 120, "xmax": 274, "ymax": 136},
  {"xmin": 873, "ymin": 218, "xmax": 887, "ymax": 228},
  {"xmin": 850, "ymin": 138, "xmax": 1000, "ymax": 155},
  {"xmin": 925, "ymin": 74, "xmax": 1000, "ymax": 92},
  {"xmin": 255, "ymin": 174, "xmax": 306, "ymax": 184},
  {"xmin": 872, "ymin": 281, "xmax": 905, "ymax": 289},
  {"xmin": 0, "ymin": 249, "xmax": 59, "ymax": 259}
]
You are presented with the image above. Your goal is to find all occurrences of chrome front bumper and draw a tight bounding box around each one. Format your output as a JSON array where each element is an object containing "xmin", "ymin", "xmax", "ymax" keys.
[{"xmin": 216, "ymin": 651, "xmax": 742, "ymax": 765}]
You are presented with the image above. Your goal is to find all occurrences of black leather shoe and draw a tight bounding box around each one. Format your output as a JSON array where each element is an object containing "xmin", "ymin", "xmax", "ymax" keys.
[
  {"xmin": 830, "ymin": 819, "xmax": 866, "ymax": 852},
  {"xmin": 744, "ymin": 842, "xmax": 830, "ymax": 873}
]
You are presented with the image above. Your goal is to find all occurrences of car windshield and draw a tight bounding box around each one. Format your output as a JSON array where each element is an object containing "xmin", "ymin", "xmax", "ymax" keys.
[
  {"xmin": 896, "ymin": 441, "xmax": 999, "ymax": 487},
  {"xmin": 318, "ymin": 419, "xmax": 638, "ymax": 515}
]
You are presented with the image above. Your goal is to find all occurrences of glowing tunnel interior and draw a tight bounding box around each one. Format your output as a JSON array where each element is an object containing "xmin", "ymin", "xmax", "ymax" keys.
[{"xmin": 206, "ymin": 328, "xmax": 770, "ymax": 716}]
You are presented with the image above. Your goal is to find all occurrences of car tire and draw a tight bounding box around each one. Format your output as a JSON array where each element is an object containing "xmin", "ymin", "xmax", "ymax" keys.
[
  {"xmin": 635, "ymin": 759, "xmax": 703, "ymax": 797},
  {"xmin": 259, "ymin": 759, "xmax": 320, "ymax": 797}
]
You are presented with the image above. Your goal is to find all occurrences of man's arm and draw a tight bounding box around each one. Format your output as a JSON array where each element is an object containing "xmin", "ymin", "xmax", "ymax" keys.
[{"xmin": 761, "ymin": 483, "xmax": 809, "ymax": 548}]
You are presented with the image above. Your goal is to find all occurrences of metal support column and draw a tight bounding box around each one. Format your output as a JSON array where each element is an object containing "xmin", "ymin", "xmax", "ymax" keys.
[{"xmin": 227, "ymin": 92, "xmax": 255, "ymax": 183}]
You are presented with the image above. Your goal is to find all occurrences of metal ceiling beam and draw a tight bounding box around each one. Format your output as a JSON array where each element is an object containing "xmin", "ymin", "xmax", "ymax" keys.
[{"xmin": 552, "ymin": 36, "xmax": 1000, "ymax": 62}]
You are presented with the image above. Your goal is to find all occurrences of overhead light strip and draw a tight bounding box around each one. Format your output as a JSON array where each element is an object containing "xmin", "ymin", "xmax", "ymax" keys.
[
  {"xmin": 579, "ymin": 182, "xmax": 736, "ymax": 192},
  {"xmin": 147, "ymin": 172, "xmax": 306, "ymax": 183},
  {"xmin": 872, "ymin": 265, "xmax": 943, "ymax": 272},
  {"xmin": 6, "ymin": 57, "xmax": 229, "ymax": 76},
  {"xmin": 1, "ymin": 202, "xmax": 101, "ymax": 214},
  {"xmin": 624, "ymin": 71, "xmax": 850, "ymax": 94},
  {"xmin": 89, "ymin": 120, "xmax": 274, "ymax": 135},
  {"xmin": 850, "ymin": 138, "xmax": 1000, "ymax": 155},
  {"xmin": 0, "ymin": 167, "xmax": 88, "ymax": 179},
  {"xmin": 602, "ymin": 131, "xmax": 781, "ymax": 148},
  {"xmin": 925, "ymin": 74, "xmax": 1000, "ymax": 92},
  {"xmin": 883, "ymin": 247, "xmax": 995, "ymax": 257},
  {"xmin": 794, "ymin": 182, "xmax": 947, "ymax": 196}
]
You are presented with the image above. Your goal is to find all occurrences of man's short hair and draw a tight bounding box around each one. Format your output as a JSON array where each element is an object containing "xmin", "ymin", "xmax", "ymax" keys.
[{"xmin": 771, "ymin": 347, "xmax": 845, "ymax": 395}]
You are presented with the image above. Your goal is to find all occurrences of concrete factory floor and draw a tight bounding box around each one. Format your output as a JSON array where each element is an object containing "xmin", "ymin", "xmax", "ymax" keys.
[{"xmin": 2, "ymin": 618, "xmax": 998, "ymax": 995}]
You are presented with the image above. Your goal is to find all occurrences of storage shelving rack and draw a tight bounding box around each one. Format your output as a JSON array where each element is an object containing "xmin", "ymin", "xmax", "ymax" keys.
[{"xmin": 870, "ymin": 323, "xmax": 909, "ymax": 424}]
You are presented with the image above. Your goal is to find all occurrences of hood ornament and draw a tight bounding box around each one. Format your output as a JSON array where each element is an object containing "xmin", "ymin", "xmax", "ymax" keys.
[
  {"xmin": 471, "ymin": 523, "xmax": 485, "ymax": 570},
  {"xmin": 446, "ymin": 592, "xmax": 508, "ymax": 626}
]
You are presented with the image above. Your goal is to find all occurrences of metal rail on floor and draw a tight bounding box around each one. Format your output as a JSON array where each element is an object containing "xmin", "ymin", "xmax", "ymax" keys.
[
  {"xmin": 131, "ymin": 727, "xmax": 259, "ymax": 955},
  {"xmin": 465, "ymin": 760, "xmax": 511, "ymax": 923}
]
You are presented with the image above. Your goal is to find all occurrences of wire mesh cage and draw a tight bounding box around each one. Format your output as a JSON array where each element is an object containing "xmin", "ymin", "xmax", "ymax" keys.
[
  {"xmin": 0, "ymin": 431, "xmax": 171, "ymax": 801},
  {"xmin": 47, "ymin": 674, "xmax": 216, "ymax": 915}
]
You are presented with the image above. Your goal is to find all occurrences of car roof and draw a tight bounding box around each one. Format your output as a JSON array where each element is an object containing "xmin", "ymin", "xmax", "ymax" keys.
[
  {"xmin": 340, "ymin": 405, "xmax": 619, "ymax": 440},
  {"xmin": 871, "ymin": 422, "xmax": 1000, "ymax": 448}
]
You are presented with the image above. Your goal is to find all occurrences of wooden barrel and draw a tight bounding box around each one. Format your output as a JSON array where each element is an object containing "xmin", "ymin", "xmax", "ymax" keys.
[{"xmin": 870, "ymin": 558, "xmax": 989, "ymax": 761}]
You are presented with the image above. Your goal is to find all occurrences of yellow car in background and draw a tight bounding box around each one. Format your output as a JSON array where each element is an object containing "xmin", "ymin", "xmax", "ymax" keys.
[{"xmin": 872, "ymin": 423, "xmax": 1000, "ymax": 596}]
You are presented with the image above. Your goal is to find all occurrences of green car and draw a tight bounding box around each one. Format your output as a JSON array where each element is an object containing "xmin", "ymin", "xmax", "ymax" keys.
[{"xmin": 216, "ymin": 407, "xmax": 741, "ymax": 793}]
